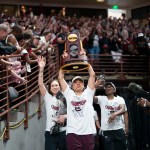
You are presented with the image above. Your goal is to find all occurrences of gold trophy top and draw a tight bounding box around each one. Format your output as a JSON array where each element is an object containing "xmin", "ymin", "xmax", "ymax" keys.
[{"xmin": 61, "ymin": 32, "xmax": 89, "ymax": 72}]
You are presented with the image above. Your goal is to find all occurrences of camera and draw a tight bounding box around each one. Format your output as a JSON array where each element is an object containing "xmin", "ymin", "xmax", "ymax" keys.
[
  {"xmin": 99, "ymin": 74, "xmax": 105, "ymax": 81},
  {"xmin": 50, "ymin": 123, "xmax": 60, "ymax": 135},
  {"xmin": 99, "ymin": 74, "xmax": 106, "ymax": 85},
  {"xmin": 56, "ymin": 91, "xmax": 66, "ymax": 102}
]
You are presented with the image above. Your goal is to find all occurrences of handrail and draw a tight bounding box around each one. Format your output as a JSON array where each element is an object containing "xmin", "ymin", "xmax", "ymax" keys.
[
  {"xmin": 0, "ymin": 48, "xmax": 60, "ymax": 140},
  {"xmin": 0, "ymin": 54, "xmax": 22, "ymax": 59},
  {"xmin": 71, "ymin": 54, "xmax": 149, "ymax": 78}
]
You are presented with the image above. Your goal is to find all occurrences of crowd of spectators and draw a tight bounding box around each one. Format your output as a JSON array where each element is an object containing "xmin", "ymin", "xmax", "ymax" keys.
[
  {"xmin": 0, "ymin": 10, "xmax": 150, "ymax": 111},
  {"xmin": 1, "ymin": 10, "xmax": 150, "ymax": 58},
  {"xmin": 0, "ymin": 9, "xmax": 149, "ymax": 150}
]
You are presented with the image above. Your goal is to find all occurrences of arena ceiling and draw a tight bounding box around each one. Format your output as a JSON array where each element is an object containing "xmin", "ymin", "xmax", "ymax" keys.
[{"xmin": 0, "ymin": 0, "xmax": 150, "ymax": 9}]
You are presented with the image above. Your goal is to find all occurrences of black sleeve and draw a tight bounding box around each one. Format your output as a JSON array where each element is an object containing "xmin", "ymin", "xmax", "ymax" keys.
[{"xmin": 0, "ymin": 43, "xmax": 17, "ymax": 55}]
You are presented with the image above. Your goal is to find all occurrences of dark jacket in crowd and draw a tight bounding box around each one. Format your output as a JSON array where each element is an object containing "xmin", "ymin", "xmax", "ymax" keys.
[
  {"xmin": 135, "ymin": 36, "xmax": 149, "ymax": 55},
  {"xmin": 0, "ymin": 41, "xmax": 17, "ymax": 55}
]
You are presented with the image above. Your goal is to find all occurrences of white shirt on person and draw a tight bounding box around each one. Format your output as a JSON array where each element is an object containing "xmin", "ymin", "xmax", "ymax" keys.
[
  {"xmin": 93, "ymin": 110, "xmax": 99, "ymax": 121},
  {"xmin": 42, "ymin": 90, "xmax": 66, "ymax": 132},
  {"xmin": 93, "ymin": 110, "xmax": 99, "ymax": 136},
  {"xmin": 39, "ymin": 36, "xmax": 48, "ymax": 45},
  {"xmin": 93, "ymin": 34, "xmax": 99, "ymax": 47},
  {"xmin": 96, "ymin": 95, "xmax": 125, "ymax": 131},
  {"xmin": 63, "ymin": 85, "xmax": 96, "ymax": 135}
]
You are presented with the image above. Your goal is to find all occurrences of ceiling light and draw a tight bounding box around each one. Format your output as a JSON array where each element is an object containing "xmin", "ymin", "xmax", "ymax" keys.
[{"xmin": 97, "ymin": 0, "xmax": 104, "ymax": 2}]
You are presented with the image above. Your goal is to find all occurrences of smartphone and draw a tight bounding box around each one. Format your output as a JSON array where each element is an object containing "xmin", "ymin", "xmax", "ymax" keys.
[{"xmin": 99, "ymin": 75, "xmax": 105, "ymax": 81}]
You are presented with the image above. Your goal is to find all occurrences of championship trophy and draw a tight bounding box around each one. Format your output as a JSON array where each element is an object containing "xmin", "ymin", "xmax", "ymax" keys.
[{"xmin": 61, "ymin": 32, "xmax": 89, "ymax": 72}]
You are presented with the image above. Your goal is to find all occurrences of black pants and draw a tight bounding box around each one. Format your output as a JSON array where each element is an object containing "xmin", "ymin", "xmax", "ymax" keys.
[
  {"xmin": 102, "ymin": 129, "xmax": 127, "ymax": 150},
  {"xmin": 45, "ymin": 131, "xmax": 67, "ymax": 150}
]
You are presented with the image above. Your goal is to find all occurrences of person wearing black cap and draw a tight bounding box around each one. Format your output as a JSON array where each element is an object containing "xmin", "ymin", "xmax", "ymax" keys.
[
  {"xmin": 94, "ymin": 81, "xmax": 127, "ymax": 150},
  {"xmin": 58, "ymin": 64, "xmax": 96, "ymax": 150}
]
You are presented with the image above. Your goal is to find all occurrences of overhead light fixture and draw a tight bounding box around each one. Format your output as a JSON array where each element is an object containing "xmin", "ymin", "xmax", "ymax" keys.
[{"xmin": 97, "ymin": 0, "xmax": 104, "ymax": 2}]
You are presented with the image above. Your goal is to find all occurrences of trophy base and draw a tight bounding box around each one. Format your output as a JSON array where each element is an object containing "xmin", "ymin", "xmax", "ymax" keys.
[{"xmin": 61, "ymin": 62, "xmax": 89, "ymax": 72}]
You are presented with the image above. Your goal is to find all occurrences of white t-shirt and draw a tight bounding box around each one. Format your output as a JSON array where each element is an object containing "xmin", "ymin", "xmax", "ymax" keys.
[
  {"xmin": 121, "ymin": 104, "xmax": 128, "ymax": 130},
  {"xmin": 93, "ymin": 110, "xmax": 99, "ymax": 135},
  {"xmin": 43, "ymin": 90, "xmax": 66, "ymax": 132},
  {"xmin": 93, "ymin": 34, "xmax": 99, "ymax": 47},
  {"xmin": 63, "ymin": 85, "xmax": 96, "ymax": 135},
  {"xmin": 93, "ymin": 110, "xmax": 99, "ymax": 121},
  {"xmin": 21, "ymin": 49, "xmax": 31, "ymax": 72},
  {"xmin": 39, "ymin": 36, "xmax": 48, "ymax": 45},
  {"xmin": 97, "ymin": 95, "xmax": 125, "ymax": 131}
]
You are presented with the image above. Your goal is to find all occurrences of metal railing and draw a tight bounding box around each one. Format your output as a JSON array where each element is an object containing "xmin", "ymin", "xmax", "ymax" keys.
[
  {"xmin": 0, "ymin": 49, "xmax": 59, "ymax": 140},
  {"xmin": 64, "ymin": 54, "xmax": 150, "ymax": 85}
]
